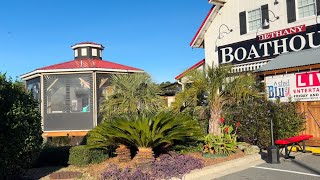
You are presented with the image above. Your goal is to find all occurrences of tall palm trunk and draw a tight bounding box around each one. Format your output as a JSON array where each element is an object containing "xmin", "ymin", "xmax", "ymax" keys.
[
  {"xmin": 209, "ymin": 96, "xmax": 222, "ymax": 135},
  {"xmin": 133, "ymin": 147, "xmax": 154, "ymax": 167},
  {"xmin": 209, "ymin": 110, "xmax": 221, "ymax": 135}
]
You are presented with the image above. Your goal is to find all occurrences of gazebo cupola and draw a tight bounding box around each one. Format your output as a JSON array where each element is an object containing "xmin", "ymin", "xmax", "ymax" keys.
[{"xmin": 72, "ymin": 42, "xmax": 104, "ymax": 60}]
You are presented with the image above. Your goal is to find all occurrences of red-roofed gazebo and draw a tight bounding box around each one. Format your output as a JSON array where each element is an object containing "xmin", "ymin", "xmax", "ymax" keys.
[{"xmin": 21, "ymin": 42, "xmax": 143, "ymax": 137}]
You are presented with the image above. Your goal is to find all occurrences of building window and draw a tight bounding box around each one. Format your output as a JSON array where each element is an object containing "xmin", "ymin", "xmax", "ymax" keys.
[
  {"xmin": 248, "ymin": 8, "xmax": 262, "ymax": 31},
  {"xmin": 297, "ymin": 0, "xmax": 317, "ymax": 18},
  {"xmin": 81, "ymin": 48, "xmax": 87, "ymax": 56},
  {"xmin": 46, "ymin": 77, "xmax": 67, "ymax": 113},
  {"xmin": 46, "ymin": 75, "xmax": 91, "ymax": 114},
  {"xmin": 27, "ymin": 77, "xmax": 41, "ymax": 110},
  {"xmin": 75, "ymin": 49, "xmax": 78, "ymax": 57},
  {"xmin": 70, "ymin": 77, "xmax": 91, "ymax": 113},
  {"xmin": 92, "ymin": 48, "xmax": 98, "ymax": 56}
]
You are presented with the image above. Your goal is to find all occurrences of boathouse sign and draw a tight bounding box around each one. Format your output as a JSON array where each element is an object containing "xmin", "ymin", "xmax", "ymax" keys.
[{"xmin": 218, "ymin": 24, "xmax": 320, "ymax": 64}]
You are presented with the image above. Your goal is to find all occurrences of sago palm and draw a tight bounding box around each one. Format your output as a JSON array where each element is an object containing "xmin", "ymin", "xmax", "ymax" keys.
[
  {"xmin": 173, "ymin": 65, "xmax": 258, "ymax": 135},
  {"xmin": 100, "ymin": 73, "xmax": 165, "ymax": 121},
  {"xmin": 87, "ymin": 112, "xmax": 203, "ymax": 164}
]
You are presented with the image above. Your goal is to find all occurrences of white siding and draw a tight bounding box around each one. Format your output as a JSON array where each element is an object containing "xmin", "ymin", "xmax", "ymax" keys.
[{"xmin": 203, "ymin": 0, "xmax": 318, "ymax": 70}]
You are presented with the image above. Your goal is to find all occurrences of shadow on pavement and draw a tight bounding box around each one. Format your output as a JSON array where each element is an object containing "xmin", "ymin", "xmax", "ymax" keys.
[
  {"xmin": 291, "ymin": 157, "xmax": 320, "ymax": 175},
  {"xmin": 259, "ymin": 151, "xmax": 268, "ymax": 162},
  {"xmin": 24, "ymin": 166, "xmax": 63, "ymax": 180}
]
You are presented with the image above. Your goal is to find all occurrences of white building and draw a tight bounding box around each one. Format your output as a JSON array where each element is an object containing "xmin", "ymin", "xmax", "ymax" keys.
[
  {"xmin": 176, "ymin": 0, "xmax": 320, "ymax": 81},
  {"xmin": 176, "ymin": 0, "xmax": 320, "ymax": 146}
]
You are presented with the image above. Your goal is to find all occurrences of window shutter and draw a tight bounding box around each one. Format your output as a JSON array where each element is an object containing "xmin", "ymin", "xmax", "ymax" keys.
[
  {"xmin": 261, "ymin": 4, "xmax": 269, "ymax": 29},
  {"xmin": 239, "ymin": 11, "xmax": 247, "ymax": 35},
  {"xmin": 287, "ymin": 0, "xmax": 296, "ymax": 23},
  {"xmin": 317, "ymin": 0, "xmax": 320, "ymax": 15}
]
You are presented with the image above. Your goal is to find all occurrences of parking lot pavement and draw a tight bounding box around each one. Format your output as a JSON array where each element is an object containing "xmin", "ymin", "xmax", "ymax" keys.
[{"xmin": 217, "ymin": 153, "xmax": 320, "ymax": 180}]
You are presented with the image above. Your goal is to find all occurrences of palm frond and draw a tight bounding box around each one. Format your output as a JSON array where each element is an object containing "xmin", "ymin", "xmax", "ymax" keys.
[{"xmin": 87, "ymin": 112, "xmax": 203, "ymax": 150}]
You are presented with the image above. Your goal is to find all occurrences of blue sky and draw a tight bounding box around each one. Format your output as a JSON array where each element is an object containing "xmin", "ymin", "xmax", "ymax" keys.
[{"xmin": 0, "ymin": 0, "xmax": 210, "ymax": 83}]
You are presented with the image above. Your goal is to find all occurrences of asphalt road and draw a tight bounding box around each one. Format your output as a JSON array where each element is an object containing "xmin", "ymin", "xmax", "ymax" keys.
[{"xmin": 218, "ymin": 153, "xmax": 320, "ymax": 180}]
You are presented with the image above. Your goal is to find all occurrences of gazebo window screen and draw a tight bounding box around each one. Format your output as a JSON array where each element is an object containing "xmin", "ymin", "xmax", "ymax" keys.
[
  {"xmin": 97, "ymin": 74, "xmax": 113, "ymax": 123},
  {"xmin": 26, "ymin": 77, "xmax": 41, "ymax": 110},
  {"xmin": 45, "ymin": 74, "xmax": 92, "ymax": 114}
]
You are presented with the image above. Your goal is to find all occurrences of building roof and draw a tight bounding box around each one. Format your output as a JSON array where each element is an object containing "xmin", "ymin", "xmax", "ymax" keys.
[
  {"xmin": 190, "ymin": 6, "xmax": 216, "ymax": 48},
  {"xmin": 71, "ymin": 42, "xmax": 104, "ymax": 49},
  {"xmin": 21, "ymin": 59, "xmax": 143, "ymax": 79},
  {"xmin": 74, "ymin": 42, "xmax": 102, "ymax": 45},
  {"xmin": 256, "ymin": 48, "xmax": 320, "ymax": 73},
  {"xmin": 38, "ymin": 59, "xmax": 141, "ymax": 71},
  {"xmin": 175, "ymin": 59, "xmax": 205, "ymax": 80}
]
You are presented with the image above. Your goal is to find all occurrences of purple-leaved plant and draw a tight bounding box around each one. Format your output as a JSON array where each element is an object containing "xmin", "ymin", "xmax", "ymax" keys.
[
  {"xmin": 101, "ymin": 153, "xmax": 204, "ymax": 180},
  {"xmin": 150, "ymin": 153, "xmax": 204, "ymax": 179}
]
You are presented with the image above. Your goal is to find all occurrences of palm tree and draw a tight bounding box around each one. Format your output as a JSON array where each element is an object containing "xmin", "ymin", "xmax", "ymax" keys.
[
  {"xmin": 173, "ymin": 65, "xmax": 258, "ymax": 135},
  {"xmin": 100, "ymin": 73, "xmax": 165, "ymax": 121},
  {"xmin": 87, "ymin": 112, "xmax": 203, "ymax": 165}
]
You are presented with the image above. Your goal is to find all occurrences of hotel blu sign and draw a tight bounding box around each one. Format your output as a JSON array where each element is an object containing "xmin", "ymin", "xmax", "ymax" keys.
[
  {"xmin": 266, "ymin": 71, "xmax": 320, "ymax": 102},
  {"xmin": 218, "ymin": 24, "xmax": 320, "ymax": 64}
]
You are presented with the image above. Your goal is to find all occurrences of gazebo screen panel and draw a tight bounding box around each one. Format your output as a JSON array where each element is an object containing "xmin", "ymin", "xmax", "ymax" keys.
[
  {"xmin": 26, "ymin": 77, "xmax": 41, "ymax": 111},
  {"xmin": 96, "ymin": 73, "xmax": 112, "ymax": 124},
  {"xmin": 43, "ymin": 73, "xmax": 93, "ymax": 131}
]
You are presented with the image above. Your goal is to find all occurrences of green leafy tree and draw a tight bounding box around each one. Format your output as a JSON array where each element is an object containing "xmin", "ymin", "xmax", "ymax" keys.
[
  {"xmin": 223, "ymin": 98, "xmax": 305, "ymax": 148},
  {"xmin": 87, "ymin": 112, "xmax": 203, "ymax": 164},
  {"xmin": 0, "ymin": 74, "xmax": 43, "ymax": 178},
  {"xmin": 172, "ymin": 65, "xmax": 258, "ymax": 135},
  {"xmin": 100, "ymin": 73, "xmax": 165, "ymax": 121}
]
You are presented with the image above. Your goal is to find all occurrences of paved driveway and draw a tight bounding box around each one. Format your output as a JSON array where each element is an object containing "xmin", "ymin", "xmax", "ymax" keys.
[{"xmin": 218, "ymin": 153, "xmax": 320, "ymax": 180}]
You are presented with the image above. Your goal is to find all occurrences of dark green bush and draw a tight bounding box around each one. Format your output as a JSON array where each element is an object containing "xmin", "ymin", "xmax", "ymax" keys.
[
  {"xmin": 0, "ymin": 74, "xmax": 43, "ymax": 178},
  {"xmin": 223, "ymin": 98, "xmax": 305, "ymax": 148},
  {"xmin": 68, "ymin": 145, "xmax": 108, "ymax": 166},
  {"xmin": 180, "ymin": 106, "xmax": 209, "ymax": 134},
  {"xmin": 172, "ymin": 142, "xmax": 203, "ymax": 154}
]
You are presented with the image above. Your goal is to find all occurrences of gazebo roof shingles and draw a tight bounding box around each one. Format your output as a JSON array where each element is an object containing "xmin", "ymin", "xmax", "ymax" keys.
[{"xmin": 37, "ymin": 59, "xmax": 142, "ymax": 71}]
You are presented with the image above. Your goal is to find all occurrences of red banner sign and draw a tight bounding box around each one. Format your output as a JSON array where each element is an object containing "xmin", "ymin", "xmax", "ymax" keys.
[
  {"xmin": 296, "ymin": 71, "xmax": 320, "ymax": 87},
  {"xmin": 257, "ymin": 24, "xmax": 306, "ymax": 41}
]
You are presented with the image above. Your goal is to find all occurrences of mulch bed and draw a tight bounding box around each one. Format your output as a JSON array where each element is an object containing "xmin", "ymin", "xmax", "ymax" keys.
[
  {"xmin": 187, "ymin": 150, "xmax": 246, "ymax": 167},
  {"xmin": 27, "ymin": 150, "xmax": 247, "ymax": 179},
  {"xmin": 87, "ymin": 150, "xmax": 246, "ymax": 178}
]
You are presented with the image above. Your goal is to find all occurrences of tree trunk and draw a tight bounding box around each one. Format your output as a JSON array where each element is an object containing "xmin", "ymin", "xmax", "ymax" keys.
[
  {"xmin": 209, "ymin": 107, "xmax": 222, "ymax": 135},
  {"xmin": 115, "ymin": 144, "xmax": 131, "ymax": 162},
  {"xmin": 133, "ymin": 147, "xmax": 154, "ymax": 167}
]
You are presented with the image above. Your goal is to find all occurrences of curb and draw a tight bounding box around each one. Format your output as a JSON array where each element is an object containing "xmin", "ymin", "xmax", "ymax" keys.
[{"xmin": 182, "ymin": 154, "xmax": 264, "ymax": 180}]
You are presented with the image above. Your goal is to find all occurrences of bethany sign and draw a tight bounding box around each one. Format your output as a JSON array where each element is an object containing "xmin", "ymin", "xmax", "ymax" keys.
[{"xmin": 218, "ymin": 24, "xmax": 320, "ymax": 64}]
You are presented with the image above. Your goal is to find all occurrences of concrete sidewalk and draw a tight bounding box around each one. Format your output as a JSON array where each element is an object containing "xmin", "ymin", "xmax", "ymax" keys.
[{"xmin": 183, "ymin": 153, "xmax": 264, "ymax": 180}]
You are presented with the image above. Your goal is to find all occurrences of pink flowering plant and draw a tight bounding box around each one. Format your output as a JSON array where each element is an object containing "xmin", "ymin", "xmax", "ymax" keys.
[{"xmin": 203, "ymin": 118, "xmax": 240, "ymax": 155}]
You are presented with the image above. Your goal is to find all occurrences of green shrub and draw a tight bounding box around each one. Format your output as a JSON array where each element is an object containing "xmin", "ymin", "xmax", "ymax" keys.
[
  {"xmin": 0, "ymin": 74, "xmax": 43, "ymax": 178},
  {"xmin": 172, "ymin": 143, "xmax": 203, "ymax": 154},
  {"xmin": 68, "ymin": 145, "xmax": 108, "ymax": 166},
  {"xmin": 87, "ymin": 112, "xmax": 203, "ymax": 153},
  {"xmin": 223, "ymin": 98, "xmax": 305, "ymax": 148},
  {"xmin": 202, "ymin": 125, "xmax": 238, "ymax": 155}
]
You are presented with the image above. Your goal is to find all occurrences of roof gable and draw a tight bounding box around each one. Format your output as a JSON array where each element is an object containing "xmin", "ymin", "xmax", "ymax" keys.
[
  {"xmin": 190, "ymin": 4, "xmax": 224, "ymax": 48},
  {"xmin": 175, "ymin": 59, "xmax": 205, "ymax": 80}
]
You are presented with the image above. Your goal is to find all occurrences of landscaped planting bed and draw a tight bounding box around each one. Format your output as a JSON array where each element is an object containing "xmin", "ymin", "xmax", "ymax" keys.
[{"xmin": 26, "ymin": 149, "xmax": 247, "ymax": 180}]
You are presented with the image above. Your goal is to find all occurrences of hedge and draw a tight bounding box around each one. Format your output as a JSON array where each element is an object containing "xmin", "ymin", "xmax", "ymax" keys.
[
  {"xmin": 223, "ymin": 98, "xmax": 305, "ymax": 148},
  {"xmin": 68, "ymin": 145, "xmax": 108, "ymax": 166},
  {"xmin": 0, "ymin": 74, "xmax": 43, "ymax": 178}
]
